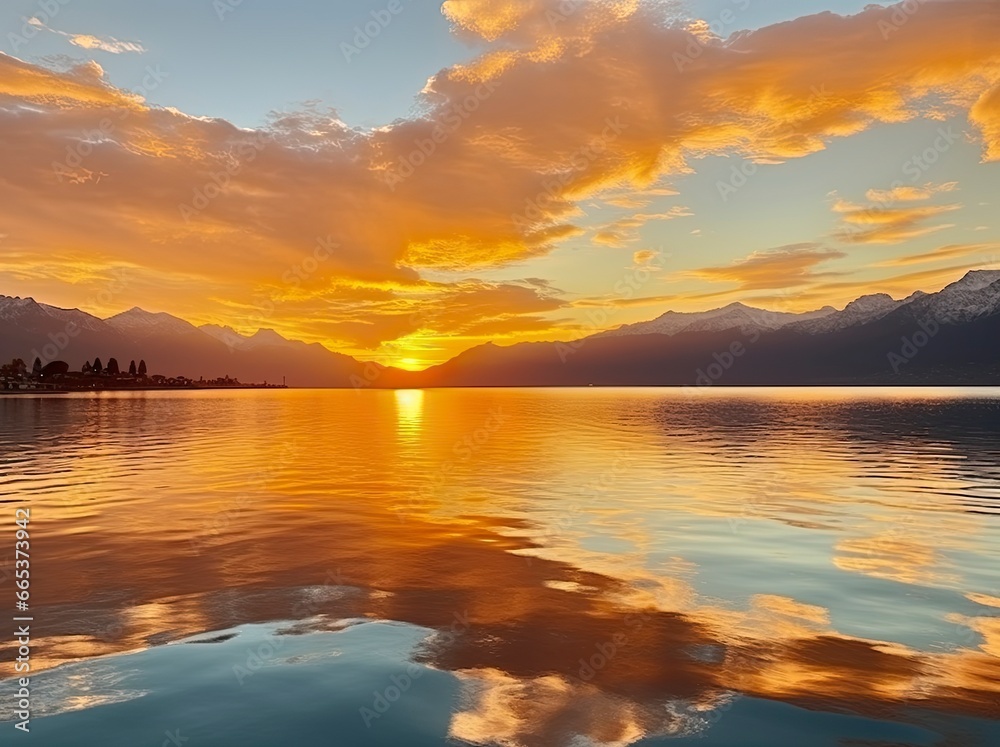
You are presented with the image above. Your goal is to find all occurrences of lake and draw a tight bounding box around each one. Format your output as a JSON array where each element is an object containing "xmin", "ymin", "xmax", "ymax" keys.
[{"xmin": 1, "ymin": 388, "xmax": 998, "ymax": 746}]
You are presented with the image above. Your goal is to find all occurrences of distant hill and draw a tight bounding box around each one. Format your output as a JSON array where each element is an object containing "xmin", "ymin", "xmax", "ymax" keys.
[
  {"xmin": 3, "ymin": 269, "xmax": 998, "ymax": 388},
  {"xmin": 404, "ymin": 270, "xmax": 1000, "ymax": 387},
  {"xmin": 592, "ymin": 301, "xmax": 838, "ymax": 339},
  {"xmin": 0, "ymin": 298, "xmax": 394, "ymax": 388}
]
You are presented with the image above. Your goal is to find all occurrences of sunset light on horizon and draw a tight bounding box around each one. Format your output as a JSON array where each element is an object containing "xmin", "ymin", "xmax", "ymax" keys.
[{"xmin": 2, "ymin": 0, "xmax": 998, "ymax": 368}]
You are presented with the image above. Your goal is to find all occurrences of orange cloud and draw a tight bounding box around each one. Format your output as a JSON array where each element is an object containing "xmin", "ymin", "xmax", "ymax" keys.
[
  {"xmin": 26, "ymin": 17, "xmax": 146, "ymax": 54},
  {"xmin": 0, "ymin": 55, "xmax": 140, "ymax": 108},
  {"xmin": 874, "ymin": 242, "xmax": 1000, "ymax": 267},
  {"xmin": 632, "ymin": 249, "xmax": 660, "ymax": 266},
  {"xmin": 770, "ymin": 262, "xmax": 999, "ymax": 310},
  {"xmin": 833, "ymin": 201, "xmax": 961, "ymax": 244},
  {"xmin": 865, "ymin": 181, "xmax": 958, "ymax": 203},
  {"xmin": 971, "ymin": 80, "xmax": 1000, "ymax": 161},
  {"xmin": 441, "ymin": 0, "xmax": 642, "ymax": 43},
  {"xmin": 3, "ymin": 0, "xmax": 1000, "ymax": 359},
  {"xmin": 690, "ymin": 244, "xmax": 847, "ymax": 291},
  {"xmin": 593, "ymin": 230, "xmax": 629, "ymax": 248}
]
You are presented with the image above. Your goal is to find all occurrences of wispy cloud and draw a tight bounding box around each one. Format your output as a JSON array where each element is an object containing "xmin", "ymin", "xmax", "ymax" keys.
[
  {"xmin": 971, "ymin": 80, "xmax": 1000, "ymax": 162},
  {"xmin": 865, "ymin": 181, "xmax": 958, "ymax": 204},
  {"xmin": 632, "ymin": 249, "xmax": 659, "ymax": 265},
  {"xmin": 873, "ymin": 242, "xmax": 1000, "ymax": 268},
  {"xmin": 592, "ymin": 207, "xmax": 692, "ymax": 246},
  {"xmin": 599, "ymin": 186, "xmax": 680, "ymax": 209},
  {"xmin": 833, "ymin": 201, "xmax": 961, "ymax": 244},
  {"xmin": 27, "ymin": 17, "xmax": 146, "ymax": 54},
  {"xmin": 785, "ymin": 262, "xmax": 1000, "ymax": 309},
  {"xmin": 690, "ymin": 244, "xmax": 847, "ymax": 291}
]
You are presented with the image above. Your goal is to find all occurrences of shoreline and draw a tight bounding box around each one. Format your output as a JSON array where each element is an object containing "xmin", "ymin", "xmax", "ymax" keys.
[
  {"xmin": 2, "ymin": 384, "xmax": 998, "ymax": 395},
  {"xmin": 0, "ymin": 384, "xmax": 288, "ymax": 395}
]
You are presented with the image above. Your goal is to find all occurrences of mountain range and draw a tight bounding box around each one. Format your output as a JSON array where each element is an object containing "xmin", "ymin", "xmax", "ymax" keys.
[
  {"xmin": 0, "ymin": 300, "xmax": 391, "ymax": 388},
  {"xmin": 2, "ymin": 269, "xmax": 999, "ymax": 387}
]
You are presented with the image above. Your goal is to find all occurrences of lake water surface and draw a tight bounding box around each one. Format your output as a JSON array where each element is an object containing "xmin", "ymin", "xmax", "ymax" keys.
[{"xmin": 1, "ymin": 388, "xmax": 999, "ymax": 746}]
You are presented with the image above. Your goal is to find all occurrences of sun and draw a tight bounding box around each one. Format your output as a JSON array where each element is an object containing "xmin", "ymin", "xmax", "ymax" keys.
[{"xmin": 398, "ymin": 357, "xmax": 425, "ymax": 371}]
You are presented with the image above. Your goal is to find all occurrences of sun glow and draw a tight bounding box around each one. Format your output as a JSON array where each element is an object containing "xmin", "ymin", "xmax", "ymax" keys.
[
  {"xmin": 393, "ymin": 389, "xmax": 425, "ymax": 436},
  {"xmin": 399, "ymin": 357, "xmax": 425, "ymax": 371}
]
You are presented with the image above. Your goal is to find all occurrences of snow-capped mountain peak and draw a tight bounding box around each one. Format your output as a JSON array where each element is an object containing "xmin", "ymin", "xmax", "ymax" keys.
[
  {"xmin": 908, "ymin": 271, "xmax": 1000, "ymax": 324},
  {"xmin": 199, "ymin": 325, "xmax": 299, "ymax": 350},
  {"xmin": 246, "ymin": 329, "xmax": 297, "ymax": 349},
  {"xmin": 1, "ymin": 295, "xmax": 107, "ymax": 332},
  {"xmin": 200, "ymin": 324, "xmax": 249, "ymax": 349},
  {"xmin": 782, "ymin": 293, "xmax": 906, "ymax": 334},
  {"xmin": 597, "ymin": 301, "xmax": 835, "ymax": 338},
  {"xmin": 843, "ymin": 293, "xmax": 897, "ymax": 315},
  {"xmin": 0, "ymin": 296, "xmax": 42, "ymax": 322},
  {"xmin": 944, "ymin": 269, "xmax": 1000, "ymax": 293},
  {"xmin": 105, "ymin": 307, "xmax": 200, "ymax": 338}
]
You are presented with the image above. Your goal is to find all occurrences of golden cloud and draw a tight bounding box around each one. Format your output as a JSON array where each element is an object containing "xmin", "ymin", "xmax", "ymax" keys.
[
  {"xmin": 865, "ymin": 181, "xmax": 958, "ymax": 203},
  {"xmin": 971, "ymin": 80, "xmax": 1000, "ymax": 161},
  {"xmin": 874, "ymin": 242, "xmax": 1000, "ymax": 267},
  {"xmin": 833, "ymin": 201, "xmax": 962, "ymax": 244},
  {"xmin": 26, "ymin": 17, "xmax": 146, "ymax": 55},
  {"xmin": 3, "ymin": 0, "xmax": 1000, "ymax": 358},
  {"xmin": 441, "ymin": 0, "xmax": 643, "ymax": 43},
  {"xmin": 690, "ymin": 244, "xmax": 847, "ymax": 291}
]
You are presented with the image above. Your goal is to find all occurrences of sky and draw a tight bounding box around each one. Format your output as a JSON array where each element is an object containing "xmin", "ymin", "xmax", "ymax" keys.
[{"xmin": 1, "ymin": 0, "xmax": 998, "ymax": 369}]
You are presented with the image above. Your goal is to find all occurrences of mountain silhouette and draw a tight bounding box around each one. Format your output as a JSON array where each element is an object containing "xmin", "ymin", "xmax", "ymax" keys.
[{"xmin": 2, "ymin": 269, "xmax": 998, "ymax": 388}]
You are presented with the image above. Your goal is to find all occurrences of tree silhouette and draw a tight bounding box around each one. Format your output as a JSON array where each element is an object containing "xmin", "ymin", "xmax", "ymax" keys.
[
  {"xmin": 41, "ymin": 361, "xmax": 69, "ymax": 378},
  {"xmin": 138, "ymin": 359, "xmax": 147, "ymax": 376},
  {"xmin": 93, "ymin": 358, "xmax": 103, "ymax": 374},
  {"xmin": 129, "ymin": 360, "xmax": 137, "ymax": 376},
  {"xmin": 107, "ymin": 358, "xmax": 120, "ymax": 376}
]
